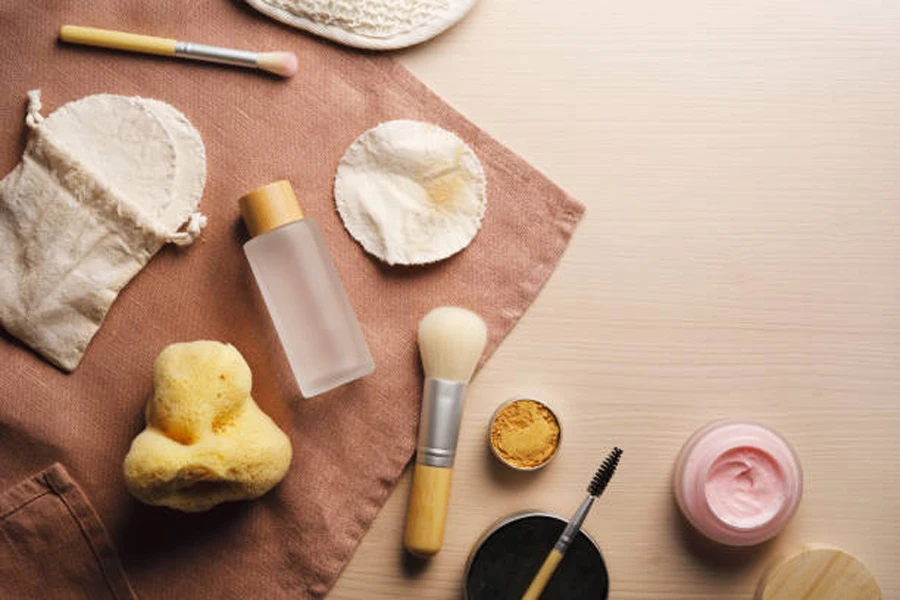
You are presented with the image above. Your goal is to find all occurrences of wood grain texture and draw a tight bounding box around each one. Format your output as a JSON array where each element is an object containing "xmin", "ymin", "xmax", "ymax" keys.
[
  {"xmin": 522, "ymin": 548, "xmax": 565, "ymax": 600},
  {"xmin": 331, "ymin": 0, "xmax": 900, "ymax": 597},
  {"xmin": 404, "ymin": 464, "xmax": 454, "ymax": 558},
  {"xmin": 756, "ymin": 544, "xmax": 881, "ymax": 600}
]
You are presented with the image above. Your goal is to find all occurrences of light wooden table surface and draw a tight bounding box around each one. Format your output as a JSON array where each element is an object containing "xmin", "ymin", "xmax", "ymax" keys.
[{"xmin": 331, "ymin": 1, "xmax": 900, "ymax": 598}]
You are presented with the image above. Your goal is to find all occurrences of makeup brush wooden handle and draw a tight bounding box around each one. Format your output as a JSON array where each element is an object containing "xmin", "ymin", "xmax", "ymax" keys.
[
  {"xmin": 60, "ymin": 26, "xmax": 177, "ymax": 56},
  {"xmin": 403, "ymin": 463, "xmax": 453, "ymax": 557},
  {"xmin": 521, "ymin": 549, "xmax": 564, "ymax": 600}
]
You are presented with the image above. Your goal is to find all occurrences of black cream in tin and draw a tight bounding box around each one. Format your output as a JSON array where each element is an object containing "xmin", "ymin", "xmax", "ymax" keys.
[{"xmin": 464, "ymin": 511, "xmax": 609, "ymax": 600}]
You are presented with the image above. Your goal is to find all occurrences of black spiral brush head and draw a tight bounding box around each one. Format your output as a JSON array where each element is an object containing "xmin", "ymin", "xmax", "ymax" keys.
[{"xmin": 587, "ymin": 447, "xmax": 623, "ymax": 497}]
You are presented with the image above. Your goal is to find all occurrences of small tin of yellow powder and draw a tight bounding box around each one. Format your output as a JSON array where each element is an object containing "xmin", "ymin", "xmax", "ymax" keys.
[{"xmin": 489, "ymin": 398, "xmax": 561, "ymax": 470}]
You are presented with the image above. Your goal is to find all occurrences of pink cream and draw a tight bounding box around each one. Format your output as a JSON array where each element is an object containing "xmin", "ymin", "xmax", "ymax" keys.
[{"xmin": 674, "ymin": 421, "xmax": 802, "ymax": 546}]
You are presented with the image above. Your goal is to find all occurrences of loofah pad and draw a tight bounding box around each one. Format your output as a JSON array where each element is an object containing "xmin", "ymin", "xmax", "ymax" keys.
[
  {"xmin": 123, "ymin": 341, "xmax": 292, "ymax": 512},
  {"xmin": 245, "ymin": 0, "xmax": 477, "ymax": 50},
  {"xmin": 335, "ymin": 120, "xmax": 487, "ymax": 266}
]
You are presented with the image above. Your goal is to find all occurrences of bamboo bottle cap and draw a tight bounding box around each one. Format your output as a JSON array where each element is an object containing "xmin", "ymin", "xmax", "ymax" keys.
[{"xmin": 239, "ymin": 180, "xmax": 304, "ymax": 237}]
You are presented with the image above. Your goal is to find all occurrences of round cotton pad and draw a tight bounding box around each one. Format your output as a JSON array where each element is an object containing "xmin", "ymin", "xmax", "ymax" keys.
[
  {"xmin": 335, "ymin": 120, "xmax": 487, "ymax": 266},
  {"xmin": 39, "ymin": 94, "xmax": 206, "ymax": 237}
]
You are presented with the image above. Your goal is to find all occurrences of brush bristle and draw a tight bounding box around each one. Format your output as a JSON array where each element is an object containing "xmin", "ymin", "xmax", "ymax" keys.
[
  {"xmin": 588, "ymin": 447, "xmax": 622, "ymax": 497},
  {"xmin": 417, "ymin": 307, "xmax": 487, "ymax": 382},
  {"xmin": 257, "ymin": 51, "xmax": 298, "ymax": 77}
]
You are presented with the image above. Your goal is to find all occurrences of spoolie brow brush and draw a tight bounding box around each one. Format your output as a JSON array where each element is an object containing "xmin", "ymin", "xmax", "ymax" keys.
[
  {"xmin": 59, "ymin": 26, "xmax": 299, "ymax": 78},
  {"xmin": 521, "ymin": 447, "xmax": 623, "ymax": 600}
]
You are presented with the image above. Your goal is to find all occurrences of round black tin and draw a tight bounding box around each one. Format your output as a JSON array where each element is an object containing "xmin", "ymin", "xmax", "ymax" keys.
[{"xmin": 464, "ymin": 512, "xmax": 609, "ymax": 600}]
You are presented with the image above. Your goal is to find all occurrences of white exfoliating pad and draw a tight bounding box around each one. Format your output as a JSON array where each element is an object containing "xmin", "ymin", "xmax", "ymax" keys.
[
  {"xmin": 334, "ymin": 120, "xmax": 486, "ymax": 266},
  {"xmin": 245, "ymin": 0, "xmax": 477, "ymax": 50}
]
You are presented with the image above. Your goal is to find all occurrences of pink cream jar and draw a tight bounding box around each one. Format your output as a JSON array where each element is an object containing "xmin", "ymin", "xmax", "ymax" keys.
[{"xmin": 673, "ymin": 420, "xmax": 802, "ymax": 546}]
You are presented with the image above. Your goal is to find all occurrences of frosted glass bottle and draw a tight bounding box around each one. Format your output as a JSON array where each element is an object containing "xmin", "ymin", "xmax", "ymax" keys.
[{"xmin": 239, "ymin": 181, "xmax": 374, "ymax": 397}]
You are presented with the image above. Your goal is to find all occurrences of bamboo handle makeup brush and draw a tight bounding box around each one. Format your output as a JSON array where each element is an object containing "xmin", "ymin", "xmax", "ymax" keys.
[
  {"xmin": 404, "ymin": 307, "xmax": 487, "ymax": 558},
  {"xmin": 59, "ymin": 26, "xmax": 298, "ymax": 77},
  {"xmin": 521, "ymin": 447, "xmax": 623, "ymax": 600}
]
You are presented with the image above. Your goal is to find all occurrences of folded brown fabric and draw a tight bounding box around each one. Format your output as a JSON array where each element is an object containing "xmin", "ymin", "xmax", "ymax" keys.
[
  {"xmin": 0, "ymin": 464, "xmax": 137, "ymax": 600},
  {"xmin": 0, "ymin": 1, "xmax": 584, "ymax": 598}
]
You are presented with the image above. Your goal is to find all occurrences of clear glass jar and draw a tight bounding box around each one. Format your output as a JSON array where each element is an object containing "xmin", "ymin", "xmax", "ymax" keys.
[{"xmin": 673, "ymin": 420, "xmax": 802, "ymax": 546}]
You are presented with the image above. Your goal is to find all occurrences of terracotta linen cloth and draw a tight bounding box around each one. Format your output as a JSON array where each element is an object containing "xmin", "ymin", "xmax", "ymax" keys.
[
  {"xmin": 0, "ymin": 464, "xmax": 137, "ymax": 600},
  {"xmin": 0, "ymin": 1, "xmax": 585, "ymax": 598}
]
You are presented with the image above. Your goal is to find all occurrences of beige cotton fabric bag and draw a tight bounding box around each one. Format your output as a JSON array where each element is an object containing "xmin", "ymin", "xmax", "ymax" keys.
[{"xmin": 0, "ymin": 91, "xmax": 206, "ymax": 371}]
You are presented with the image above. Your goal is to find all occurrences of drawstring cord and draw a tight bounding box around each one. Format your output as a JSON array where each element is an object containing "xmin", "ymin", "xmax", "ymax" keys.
[
  {"xmin": 25, "ymin": 89, "xmax": 44, "ymax": 128},
  {"xmin": 169, "ymin": 211, "xmax": 208, "ymax": 246}
]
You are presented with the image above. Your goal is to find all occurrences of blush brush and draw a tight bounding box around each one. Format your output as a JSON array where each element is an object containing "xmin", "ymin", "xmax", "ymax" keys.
[
  {"xmin": 521, "ymin": 447, "xmax": 623, "ymax": 600},
  {"xmin": 59, "ymin": 26, "xmax": 299, "ymax": 78},
  {"xmin": 404, "ymin": 306, "xmax": 487, "ymax": 558}
]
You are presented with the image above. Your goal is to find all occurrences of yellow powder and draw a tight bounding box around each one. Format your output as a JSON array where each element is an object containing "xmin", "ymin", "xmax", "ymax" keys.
[
  {"xmin": 490, "ymin": 400, "xmax": 560, "ymax": 469},
  {"xmin": 422, "ymin": 146, "xmax": 472, "ymax": 214},
  {"xmin": 425, "ymin": 170, "xmax": 469, "ymax": 212}
]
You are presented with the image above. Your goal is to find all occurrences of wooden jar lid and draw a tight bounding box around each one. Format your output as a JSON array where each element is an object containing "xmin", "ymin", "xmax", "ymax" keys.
[
  {"xmin": 756, "ymin": 544, "xmax": 881, "ymax": 600},
  {"xmin": 239, "ymin": 180, "xmax": 304, "ymax": 237}
]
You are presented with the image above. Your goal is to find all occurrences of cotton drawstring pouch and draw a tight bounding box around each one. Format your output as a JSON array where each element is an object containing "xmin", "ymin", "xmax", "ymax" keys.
[{"xmin": 0, "ymin": 91, "xmax": 206, "ymax": 371}]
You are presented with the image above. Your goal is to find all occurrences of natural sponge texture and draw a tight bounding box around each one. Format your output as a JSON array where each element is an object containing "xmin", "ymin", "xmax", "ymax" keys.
[{"xmin": 123, "ymin": 341, "xmax": 292, "ymax": 512}]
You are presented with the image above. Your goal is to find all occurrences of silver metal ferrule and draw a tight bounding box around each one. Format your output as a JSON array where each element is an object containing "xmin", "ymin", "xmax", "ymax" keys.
[
  {"xmin": 416, "ymin": 378, "xmax": 468, "ymax": 468},
  {"xmin": 553, "ymin": 495, "xmax": 595, "ymax": 554},
  {"xmin": 175, "ymin": 41, "xmax": 258, "ymax": 69}
]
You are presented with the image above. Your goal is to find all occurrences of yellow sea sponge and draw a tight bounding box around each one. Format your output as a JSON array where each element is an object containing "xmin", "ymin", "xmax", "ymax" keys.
[{"xmin": 123, "ymin": 341, "xmax": 292, "ymax": 512}]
